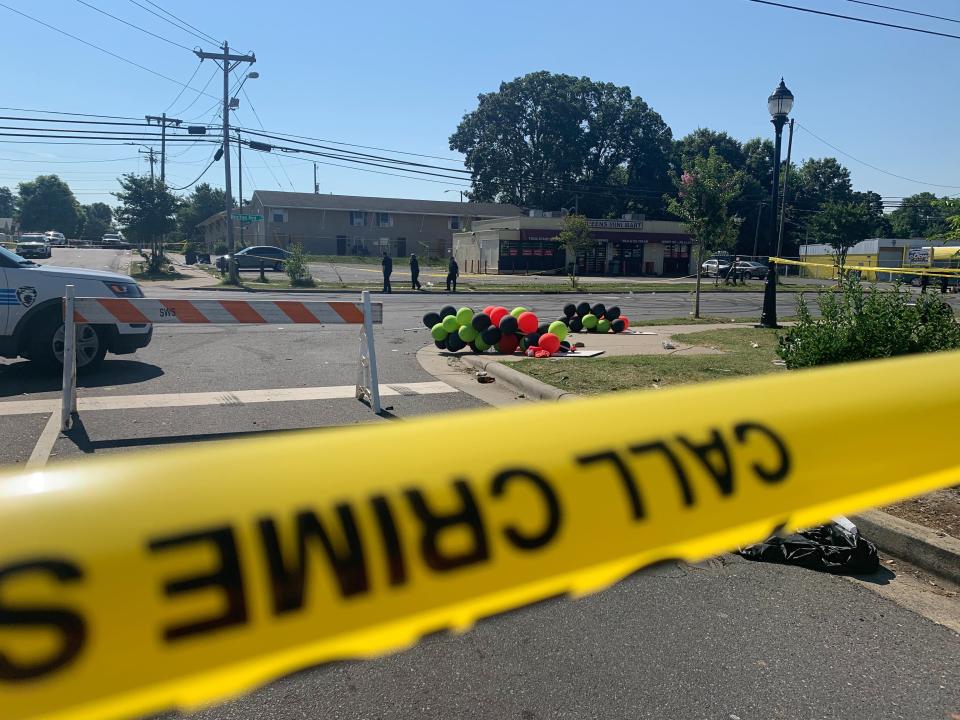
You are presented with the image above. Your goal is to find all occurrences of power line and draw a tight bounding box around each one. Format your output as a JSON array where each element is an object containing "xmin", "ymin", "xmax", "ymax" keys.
[
  {"xmin": 164, "ymin": 61, "xmax": 203, "ymax": 113},
  {"xmin": 140, "ymin": 0, "xmax": 219, "ymax": 45},
  {"xmin": 744, "ymin": 0, "xmax": 960, "ymax": 40},
  {"xmin": 235, "ymin": 92, "xmax": 296, "ymax": 190},
  {"xmin": 126, "ymin": 0, "xmax": 217, "ymax": 46},
  {"xmin": 279, "ymin": 151, "xmax": 472, "ymax": 188},
  {"xmin": 795, "ymin": 122, "xmax": 960, "ymax": 189},
  {"xmin": 176, "ymin": 68, "xmax": 219, "ymax": 118},
  {"xmin": 843, "ymin": 0, "xmax": 960, "ymax": 25},
  {"xmin": 169, "ymin": 154, "xmax": 219, "ymax": 190},
  {"xmin": 0, "ymin": 115, "xmax": 153, "ymax": 128},
  {"xmin": 0, "ymin": 3, "xmax": 220, "ymax": 99},
  {"xmin": 0, "ymin": 106, "xmax": 141, "ymax": 120},
  {"xmin": 0, "ymin": 155, "xmax": 139, "ymax": 163},
  {"xmin": 74, "ymin": 0, "xmax": 193, "ymax": 51}
]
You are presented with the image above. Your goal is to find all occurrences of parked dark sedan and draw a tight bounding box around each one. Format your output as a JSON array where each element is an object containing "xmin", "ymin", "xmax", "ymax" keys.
[
  {"xmin": 216, "ymin": 245, "xmax": 289, "ymax": 271},
  {"xmin": 734, "ymin": 260, "xmax": 769, "ymax": 279}
]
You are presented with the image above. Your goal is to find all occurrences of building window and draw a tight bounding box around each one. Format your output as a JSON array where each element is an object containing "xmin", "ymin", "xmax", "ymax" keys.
[
  {"xmin": 448, "ymin": 216, "xmax": 461, "ymax": 230},
  {"xmin": 350, "ymin": 211, "xmax": 366, "ymax": 227},
  {"xmin": 376, "ymin": 212, "xmax": 393, "ymax": 228},
  {"xmin": 271, "ymin": 210, "xmax": 286, "ymax": 223}
]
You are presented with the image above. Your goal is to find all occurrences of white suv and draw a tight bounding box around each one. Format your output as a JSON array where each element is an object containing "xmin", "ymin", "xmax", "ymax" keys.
[
  {"xmin": 0, "ymin": 245, "xmax": 152, "ymax": 371},
  {"xmin": 44, "ymin": 231, "xmax": 67, "ymax": 246}
]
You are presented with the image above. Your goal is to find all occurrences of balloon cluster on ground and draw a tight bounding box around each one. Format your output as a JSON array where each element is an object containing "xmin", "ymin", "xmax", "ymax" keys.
[
  {"xmin": 560, "ymin": 301, "xmax": 630, "ymax": 334},
  {"xmin": 423, "ymin": 305, "xmax": 576, "ymax": 357}
]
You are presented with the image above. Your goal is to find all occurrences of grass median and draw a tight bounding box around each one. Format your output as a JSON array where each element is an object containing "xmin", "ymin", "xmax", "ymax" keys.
[{"xmin": 511, "ymin": 327, "xmax": 784, "ymax": 395}]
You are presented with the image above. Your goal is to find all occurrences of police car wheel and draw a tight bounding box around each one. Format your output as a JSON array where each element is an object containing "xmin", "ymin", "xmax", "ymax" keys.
[{"xmin": 27, "ymin": 312, "xmax": 107, "ymax": 372}]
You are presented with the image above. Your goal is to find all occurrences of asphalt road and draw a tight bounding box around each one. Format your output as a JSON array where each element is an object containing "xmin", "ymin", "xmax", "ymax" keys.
[
  {"xmin": 2, "ymin": 249, "xmax": 958, "ymax": 720},
  {"xmin": 35, "ymin": 246, "xmax": 132, "ymax": 274}
]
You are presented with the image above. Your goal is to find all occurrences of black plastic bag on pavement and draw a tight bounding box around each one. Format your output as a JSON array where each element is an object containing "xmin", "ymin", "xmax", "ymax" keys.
[{"xmin": 738, "ymin": 520, "xmax": 879, "ymax": 573}]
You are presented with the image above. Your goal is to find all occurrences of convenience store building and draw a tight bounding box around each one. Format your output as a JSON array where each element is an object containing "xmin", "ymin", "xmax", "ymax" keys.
[{"xmin": 452, "ymin": 213, "xmax": 693, "ymax": 276}]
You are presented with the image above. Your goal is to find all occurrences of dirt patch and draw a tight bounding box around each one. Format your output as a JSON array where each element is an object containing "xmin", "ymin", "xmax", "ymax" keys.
[{"xmin": 883, "ymin": 486, "xmax": 960, "ymax": 539}]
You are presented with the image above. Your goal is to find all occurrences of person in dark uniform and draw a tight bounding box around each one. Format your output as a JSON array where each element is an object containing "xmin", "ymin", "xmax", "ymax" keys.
[
  {"xmin": 446, "ymin": 257, "xmax": 459, "ymax": 292},
  {"xmin": 381, "ymin": 251, "xmax": 393, "ymax": 293},
  {"xmin": 410, "ymin": 253, "xmax": 422, "ymax": 290}
]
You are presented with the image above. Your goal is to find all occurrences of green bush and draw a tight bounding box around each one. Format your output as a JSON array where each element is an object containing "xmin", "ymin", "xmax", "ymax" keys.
[
  {"xmin": 285, "ymin": 242, "xmax": 314, "ymax": 287},
  {"xmin": 777, "ymin": 278, "xmax": 960, "ymax": 369},
  {"xmin": 213, "ymin": 242, "xmax": 228, "ymax": 255}
]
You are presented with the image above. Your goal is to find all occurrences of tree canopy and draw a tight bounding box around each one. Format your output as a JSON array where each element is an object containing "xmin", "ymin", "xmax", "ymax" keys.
[
  {"xmin": 0, "ymin": 187, "xmax": 13, "ymax": 217},
  {"xmin": 806, "ymin": 201, "xmax": 875, "ymax": 267},
  {"xmin": 78, "ymin": 202, "xmax": 113, "ymax": 243},
  {"xmin": 15, "ymin": 175, "xmax": 80, "ymax": 234},
  {"xmin": 114, "ymin": 174, "xmax": 178, "ymax": 245},
  {"xmin": 176, "ymin": 183, "xmax": 226, "ymax": 242}
]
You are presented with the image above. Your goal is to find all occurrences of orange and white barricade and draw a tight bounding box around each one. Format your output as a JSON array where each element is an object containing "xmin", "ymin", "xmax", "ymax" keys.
[{"xmin": 61, "ymin": 287, "xmax": 384, "ymax": 430}]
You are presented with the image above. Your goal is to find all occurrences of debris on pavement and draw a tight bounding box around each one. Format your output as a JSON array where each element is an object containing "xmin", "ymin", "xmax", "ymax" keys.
[{"xmin": 738, "ymin": 519, "xmax": 879, "ymax": 573}]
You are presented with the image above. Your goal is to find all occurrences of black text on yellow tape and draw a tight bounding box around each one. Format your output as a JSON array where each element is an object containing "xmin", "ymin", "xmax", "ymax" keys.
[{"xmin": 2, "ymin": 350, "xmax": 960, "ymax": 720}]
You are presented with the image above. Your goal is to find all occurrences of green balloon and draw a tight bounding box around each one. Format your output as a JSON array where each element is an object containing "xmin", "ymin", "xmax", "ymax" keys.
[
  {"xmin": 442, "ymin": 315, "xmax": 460, "ymax": 333},
  {"xmin": 456, "ymin": 307, "xmax": 474, "ymax": 327},
  {"xmin": 431, "ymin": 323, "xmax": 448, "ymax": 341},
  {"xmin": 474, "ymin": 337, "xmax": 490, "ymax": 351},
  {"xmin": 510, "ymin": 306, "xmax": 527, "ymax": 318},
  {"xmin": 548, "ymin": 320, "xmax": 568, "ymax": 341},
  {"xmin": 597, "ymin": 319, "xmax": 611, "ymax": 334},
  {"xmin": 458, "ymin": 325, "xmax": 478, "ymax": 342},
  {"xmin": 582, "ymin": 313, "xmax": 598, "ymax": 329}
]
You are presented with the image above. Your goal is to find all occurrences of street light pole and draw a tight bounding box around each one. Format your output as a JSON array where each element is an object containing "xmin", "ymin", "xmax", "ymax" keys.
[{"xmin": 758, "ymin": 78, "xmax": 794, "ymax": 329}]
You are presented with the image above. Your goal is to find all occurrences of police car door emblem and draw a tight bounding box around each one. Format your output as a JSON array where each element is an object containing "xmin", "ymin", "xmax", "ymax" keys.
[{"xmin": 16, "ymin": 286, "xmax": 38, "ymax": 307}]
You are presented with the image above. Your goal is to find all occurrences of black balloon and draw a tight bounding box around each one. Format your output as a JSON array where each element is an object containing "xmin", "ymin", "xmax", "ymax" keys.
[
  {"xmin": 537, "ymin": 322, "xmax": 550, "ymax": 335},
  {"xmin": 569, "ymin": 316, "xmax": 583, "ymax": 332},
  {"xmin": 525, "ymin": 332, "xmax": 541, "ymax": 348},
  {"xmin": 611, "ymin": 319, "xmax": 625, "ymax": 333},
  {"xmin": 423, "ymin": 311, "xmax": 441, "ymax": 329},
  {"xmin": 481, "ymin": 326, "xmax": 501, "ymax": 345},
  {"xmin": 440, "ymin": 305, "xmax": 457, "ymax": 319},
  {"xmin": 446, "ymin": 333, "xmax": 466, "ymax": 352},
  {"xmin": 556, "ymin": 317, "xmax": 569, "ymax": 326},
  {"xmin": 577, "ymin": 301, "xmax": 591, "ymax": 316},
  {"xmin": 471, "ymin": 312, "xmax": 492, "ymax": 331},
  {"xmin": 559, "ymin": 340, "xmax": 571, "ymax": 348},
  {"xmin": 605, "ymin": 306, "xmax": 621, "ymax": 321},
  {"xmin": 563, "ymin": 303, "xmax": 576, "ymax": 317},
  {"xmin": 591, "ymin": 303, "xmax": 606, "ymax": 318},
  {"xmin": 434, "ymin": 339, "xmax": 447, "ymax": 349},
  {"xmin": 499, "ymin": 314, "xmax": 519, "ymax": 334}
]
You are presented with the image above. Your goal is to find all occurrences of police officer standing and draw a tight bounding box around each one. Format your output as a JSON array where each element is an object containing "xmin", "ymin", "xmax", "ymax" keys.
[
  {"xmin": 446, "ymin": 256, "xmax": 459, "ymax": 292},
  {"xmin": 381, "ymin": 251, "xmax": 393, "ymax": 293},
  {"xmin": 410, "ymin": 253, "xmax": 422, "ymax": 291}
]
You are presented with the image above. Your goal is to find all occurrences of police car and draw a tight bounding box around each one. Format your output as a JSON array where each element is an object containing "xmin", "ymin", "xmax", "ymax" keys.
[{"xmin": 0, "ymin": 245, "xmax": 152, "ymax": 372}]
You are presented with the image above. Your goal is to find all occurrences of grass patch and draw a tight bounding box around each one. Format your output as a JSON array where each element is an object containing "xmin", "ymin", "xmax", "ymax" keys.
[
  {"xmin": 638, "ymin": 315, "xmax": 798, "ymax": 326},
  {"xmin": 512, "ymin": 327, "xmax": 783, "ymax": 395},
  {"xmin": 306, "ymin": 254, "xmax": 447, "ymax": 267}
]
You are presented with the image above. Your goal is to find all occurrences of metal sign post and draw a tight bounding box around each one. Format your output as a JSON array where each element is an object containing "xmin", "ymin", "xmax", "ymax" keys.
[
  {"xmin": 60, "ymin": 285, "xmax": 77, "ymax": 431},
  {"xmin": 356, "ymin": 290, "xmax": 382, "ymax": 414}
]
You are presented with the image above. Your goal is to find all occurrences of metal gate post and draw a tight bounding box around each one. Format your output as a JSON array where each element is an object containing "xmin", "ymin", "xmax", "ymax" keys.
[
  {"xmin": 362, "ymin": 290, "xmax": 382, "ymax": 414},
  {"xmin": 61, "ymin": 285, "xmax": 77, "ymax": 431}
]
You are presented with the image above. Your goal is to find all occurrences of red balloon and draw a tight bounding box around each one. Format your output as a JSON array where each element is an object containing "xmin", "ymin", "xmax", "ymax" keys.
[
  {"xmin": 498, "ymin": 333, "xmax": 519, "ymax": 354},
  {"xmin": 539, "ymin": 332, "xmax": 561, "ymax": 354},
  {"xmin": 483, "ymin": 305, "xmax": 494, "ymax": 316},
  {"xmin": 517, "ymin": 311, "xmax": 539, "ymax": 334},
  {"xmin": 620, "ymin": 315, "xmax": 630, "ymax": 329},
  {"xmin": 489, "ymin": 306, "xmax": 509, "ymax": 327}
]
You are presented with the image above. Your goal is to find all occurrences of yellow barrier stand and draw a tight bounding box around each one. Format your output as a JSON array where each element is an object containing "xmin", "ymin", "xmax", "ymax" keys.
[{"xmin": 2, "ymin": 350, "xmax": 960, "ymax": 720}]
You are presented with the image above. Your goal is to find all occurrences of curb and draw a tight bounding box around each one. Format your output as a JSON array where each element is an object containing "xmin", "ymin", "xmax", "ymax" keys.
[
  {"xmin": 460, "ymin": 355, "xmax": 579, "ymax": 402},
  {"xmin": 851, "ymin": 509, "xmax": 960, "ymax": 585}
]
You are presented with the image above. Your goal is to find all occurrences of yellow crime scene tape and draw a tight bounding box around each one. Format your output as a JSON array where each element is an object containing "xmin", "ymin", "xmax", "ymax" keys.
[
  {"xmin": 3, "ymin": 350, "xmax": 960, "ymax": 720},
  {"xmin": 771, "ymin": 256, "xmax": 960, "ymax": 278}
]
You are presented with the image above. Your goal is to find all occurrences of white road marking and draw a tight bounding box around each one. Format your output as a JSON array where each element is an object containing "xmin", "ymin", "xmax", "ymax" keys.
[
  {"xmin": 26, "ymin": 413, "xmax": 60, "ymax": 469},
  {"xmin": 0, "ymin": 381, "xmax": 456, "ymax": 416}
]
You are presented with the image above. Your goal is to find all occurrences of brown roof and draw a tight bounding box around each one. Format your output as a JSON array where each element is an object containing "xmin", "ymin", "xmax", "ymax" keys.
[{"xmin": 250, "ymin": 191, "xmax": 521, "ymax": 218}]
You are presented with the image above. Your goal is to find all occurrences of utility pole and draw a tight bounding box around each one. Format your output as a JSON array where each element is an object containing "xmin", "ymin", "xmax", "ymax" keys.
[
  {"xmin": 237, "ymin": 129, "xmax": 243, "ymax": 248},
  {"xmin": 145, "ymin": 113, "xmax": 182, "ymax": 184},
  {"xmin": 139, "ymin": 147, "xmax": 157, "ymax": 180},
  {"xmin": 313, "ymin": 163, "xmax": 319, "ymax": 194},
  {"xmin": 195, "ymin": 42, "xmax": 256, "ymax": 284}
]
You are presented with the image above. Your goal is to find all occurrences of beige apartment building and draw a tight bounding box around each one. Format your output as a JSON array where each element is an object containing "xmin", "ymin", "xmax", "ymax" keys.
[
  {"xmin": 200, "ymin": 191, "xmax": 521, "ymax": 259},
  {"xmin": 453, "ymin": 213, "xmax": 692, "ymax": 276}
]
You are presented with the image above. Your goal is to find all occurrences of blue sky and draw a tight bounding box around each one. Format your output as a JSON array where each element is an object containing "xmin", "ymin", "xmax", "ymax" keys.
[{"xmin": 2, "ymin": 0, "xmax": 958, "ymax": 207}]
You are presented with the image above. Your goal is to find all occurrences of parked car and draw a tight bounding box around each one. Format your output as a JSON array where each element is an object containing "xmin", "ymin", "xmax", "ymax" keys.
[
  {"xmin": 16, "ymin": 233, "xmax": 52, "ymax": 259},
  {"xmin": 216, "ymin": 245, "xmax": 289, "ymax": 271},
  {"xmin": 0, "ymin": 245, "xmax": 152, "ymax": 371},
  {"xmin": 701, "ymin": 258, "xmax": 731, "ymax": 277},
  {"xmin": 44, "ymin": 230, "xmax": 66, "ymax": 246},
  {"xmin": 734, "ymin": 260, "xmax": 769, "ymax": 279},
  {"xmin": 101, "ymin": 233, "xmax": 130, "ymax": 249}
]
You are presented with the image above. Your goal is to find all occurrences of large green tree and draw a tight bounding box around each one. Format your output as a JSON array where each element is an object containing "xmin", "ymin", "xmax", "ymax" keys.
[
  {"xmin": 176, "ymin": 183, "xmax": 226, "ymax": 243},
  {"xmin": 888, "ymin": 192, "xmax": 948, "ymax": 238},
  {"xmin": 78, "ymin": 202, "xmax": 114, "ymax": 242},
  {"xmin": 16, "ymin": 175, "xmax": 80, "ymax": 234},
  {"xmin": 0, "ymin": 186, "xmax": 13, "ymax": 217},
  {"xmin": 449, "ymin": 71, "xmax": 673, "ymax": 217},
  {"xmin": 114, "ymin": 174, "xmax": 178, "ymax": 270},
  {"xmin": 807, "ymin": 200, "xmax": 875, "ymax": 271},
  {"xmin": 666, "ymin": 148, "xmax": 744, "ymax": 315}
]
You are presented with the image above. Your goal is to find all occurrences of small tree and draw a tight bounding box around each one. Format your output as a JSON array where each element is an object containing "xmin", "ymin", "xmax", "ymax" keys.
[
  {"xmin": 284, "ymin": 242, "xmax": 314, "ymax": 287},
  {"xmin": 114, "ymin": 174, "xmax": 178, "ymax": 272},
  {"xmin": 556, "ymin": 213, "xmax": 593, "ymax": 287},
  {"xmin": 806, "ymin": 201, "xmax": 873, "ymax": 280},
  {"xmin": 666, "ymin": 148, "xmax": 744, "ymax": 317}
]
